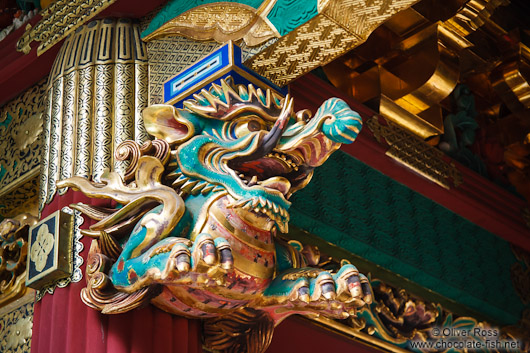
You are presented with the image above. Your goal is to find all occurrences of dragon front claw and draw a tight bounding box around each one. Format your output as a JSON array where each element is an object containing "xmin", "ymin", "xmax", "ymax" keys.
[
  {"xmin": 163, "ymin": 233, "xmax": 234, "ymax": 286},
  {"xmin": 262, "ymin": 264, "xmax": 372, "ymax": 319}
]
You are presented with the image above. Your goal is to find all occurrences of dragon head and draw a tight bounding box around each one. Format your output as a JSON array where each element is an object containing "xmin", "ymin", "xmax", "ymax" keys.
[{"xmin": 144, "ymin": 79, "xmax": 362, "ymax": 233}]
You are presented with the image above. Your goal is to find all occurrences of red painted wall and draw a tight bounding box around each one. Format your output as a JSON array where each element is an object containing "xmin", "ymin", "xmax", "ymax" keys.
[{"xmin": 31, "ymin": 191, "xmax": 201, "ymax": 353}]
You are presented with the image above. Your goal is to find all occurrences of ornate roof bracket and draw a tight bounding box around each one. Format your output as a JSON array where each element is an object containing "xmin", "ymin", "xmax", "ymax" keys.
[
  {"xmin": 245, "ymin": 0, "xmax": 421, "ymax": 87},
  {"xmin": 142, "ymin": 1, "xmax": 280, "ymax": 47},
  {"xmin": 16, "ymin": 0, "xmax": 117, "ymax": 56},
  {"xmin": 366, "ymin": 115, "xmax": 463, "ymax": 189},
  {"xmin": 141, "ymin": 0, "xmax": 421, "ymax": 87}
]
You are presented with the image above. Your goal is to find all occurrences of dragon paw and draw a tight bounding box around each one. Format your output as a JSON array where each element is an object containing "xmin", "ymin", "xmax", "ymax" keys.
[
  {"xmin": 158, "ymin": 233, "xmax": 233, "ymax": 286},
  {"xmin": 263, "ymin": 264, "xmax": 372, "ymax": 318}
]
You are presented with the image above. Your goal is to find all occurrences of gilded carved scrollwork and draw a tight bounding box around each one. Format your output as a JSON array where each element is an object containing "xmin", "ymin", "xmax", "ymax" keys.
[
  {"xmin": 314, "ymin": 280, "xmax": 526, "ymax": 353},
  {"xmin": 0, "ymin": 80, "xmax": 46, "ymax": 192},
  {"xmin": 146, "ymin": 37, "xmax": 220, "ymax": 105},
  {"xmin": 0, "ymin": 79, "xmax": 46, "ymax": 218},
  {"xmin": 0, "ymin": 214, "xmax": 38, "ymax": 307},
  {"xmin": 142, "ymin": 2, "xmax": 280, "ymax": 47},
  {"xmin": 39, "ymin": 18, "xmax": 149, "ymax": 210},
  {"xmin": 294, "ymin": 241, "xmax": 527, "ymax": 353},
  {"xmin": 0, "ymin": 301, "xmax": 34, "ymax": 353}
]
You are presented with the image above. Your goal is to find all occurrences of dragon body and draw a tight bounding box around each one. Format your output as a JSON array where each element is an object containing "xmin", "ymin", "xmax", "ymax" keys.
[{"xmin": 58, "ymin": 79, "xmax": 370, "ymax": 352}]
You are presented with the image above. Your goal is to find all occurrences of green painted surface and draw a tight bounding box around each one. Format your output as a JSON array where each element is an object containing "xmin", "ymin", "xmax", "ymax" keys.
[
  {"xmin": 0, "ymin": 112, "xmax": 13, "ymax": 129},
  {"xmin": 266, "ymin": 0, "xmax": 318, "ymax": 36},
  {"xmin": 141, "ymin": 0, "xmax": 319, "ymax": 39},
  {"xmin": 291, "ymin": 151, "xmax": 526, "ymax": 325},
  {"xmin": 0, "ymin": 164, "xmax": 5, "ymax": 183}
]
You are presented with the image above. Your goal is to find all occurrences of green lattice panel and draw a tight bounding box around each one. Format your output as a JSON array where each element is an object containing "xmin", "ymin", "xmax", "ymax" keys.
[{"xmin": 291, "ymin": 151, "xmax": 526, "ymax": 325}]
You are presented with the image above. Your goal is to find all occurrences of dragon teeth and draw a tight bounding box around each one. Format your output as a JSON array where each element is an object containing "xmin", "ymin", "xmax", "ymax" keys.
[
  {"xmin": 201, "ymin": 184, "xmax": 215, "ymax": 194},
  {"xmin": 190, "ymin": 181, "xmax": 207, "ymax": 195},
  {"xmin": 267, "ymin": 151, "xmax": 300, "ymax": 169},
  {"xmin": 234, "ymin": 198, "xmax": 250, "ymax": 208},
  {"xmin": 251, "ymin": 197, "xmax": 259, "ymax": 207},
  {"xmin": 258, "ymin": 197, "xmax": 267, "ymax": 207},
  {"xmin": 166, "ymin": 171, "xmax": 182, "ymax": 179},
  {"xmin": 172, "ymin": 175, "xmax": 188, "ymax": 188},
  {"xmin": 181, "ymin": 180, "xmax": 199, "ymax": 193}
]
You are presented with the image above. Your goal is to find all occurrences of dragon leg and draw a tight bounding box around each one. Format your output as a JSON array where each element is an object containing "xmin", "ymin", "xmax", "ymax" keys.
[{"xmin": 109, "ymin": 215, "xmax": 234, "ymax": 292}]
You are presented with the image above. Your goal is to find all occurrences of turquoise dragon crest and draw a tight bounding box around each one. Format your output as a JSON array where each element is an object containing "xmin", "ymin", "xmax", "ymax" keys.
[{"xmin": 58, "ymin": 78, "xmax": 370, "ymax": 353}]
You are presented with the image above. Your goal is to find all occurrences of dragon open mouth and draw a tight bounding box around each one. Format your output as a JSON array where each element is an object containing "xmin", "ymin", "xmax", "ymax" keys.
[
  {"xmin": 227, "ymin": 150, "xmax": 311, "ymax": 198},
  {"xmin": 144, "ymin": 79, "xmax": 361, "ymax": 235}
]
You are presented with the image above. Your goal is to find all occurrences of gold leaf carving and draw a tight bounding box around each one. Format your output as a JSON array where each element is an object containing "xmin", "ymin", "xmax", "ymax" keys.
[
  {"xmin": 0, "ymin": 80, "xmax": 46, "ymax": 195},
  {"xmin": 40, "ymin": 19, "xmax": 149, "ymax": 210},
  {"xmin": 246, "ymin": 0, "xmax": 419, "ymax": 87},
  {"xmin": 0, "ymin": 214, "xmax": 38, "ymax": 308},
  {"xmin": 143, "ymin": 3, "xmax": 279, "ymax": 47},
  {"xmin": 0, "ymin": 301, "xmax": 34, "ymax": 353},
  {"xmin": 246, "ymin": 15, "xmax": 362, "ymax": 87},
  {"xmin": 16, "ymin": 0, "xmax": 118, "ymax": 56},
  {"xmin": 366, "ymin": 116, "xmax": 463, "ymax": 189},
  {"xmin": 0, "ymin": 78, "xmax": 45, "ymax": 218}
]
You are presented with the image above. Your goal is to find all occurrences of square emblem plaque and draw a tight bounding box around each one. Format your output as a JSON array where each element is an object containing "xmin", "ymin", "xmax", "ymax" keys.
[{"xmin": 25, "ymin": 210, "xmax": 73, "ymax": 289}]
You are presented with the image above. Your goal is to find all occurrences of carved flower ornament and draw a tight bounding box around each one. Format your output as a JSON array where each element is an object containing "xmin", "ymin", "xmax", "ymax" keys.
[
  {"xmin": 30, "ymin": 224, "xmax": 54, "ymax": 272},
  {"xmin": 12, "ymin": 113, "xmax": 42, "ymax": 151},
  {"xmin": 5, "ymin": 316, "xmax": 32, "ymax": 349}
]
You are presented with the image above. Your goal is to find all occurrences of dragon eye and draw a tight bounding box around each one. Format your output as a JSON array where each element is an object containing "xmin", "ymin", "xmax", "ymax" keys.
[{"xmin": 234, "ymin": 118, "xmax": 265, "ymax": 138}]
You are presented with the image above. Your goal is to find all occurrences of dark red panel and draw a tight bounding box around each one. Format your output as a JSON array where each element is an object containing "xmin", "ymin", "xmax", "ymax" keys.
[{"xmin": 268, "ymin": 316, "xmax": 381, "ymax": 353}]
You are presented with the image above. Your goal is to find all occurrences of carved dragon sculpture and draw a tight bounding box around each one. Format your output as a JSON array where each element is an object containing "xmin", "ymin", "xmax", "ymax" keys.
[{"xmin": 57, "ymin": 78, "xmax": 370, "ymax": 353}]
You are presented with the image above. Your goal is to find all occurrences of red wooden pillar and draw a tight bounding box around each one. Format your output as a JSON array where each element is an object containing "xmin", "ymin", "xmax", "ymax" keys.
[{"xmin": 31, "ymin": 190, "xmax": 202, "ymax": 353}]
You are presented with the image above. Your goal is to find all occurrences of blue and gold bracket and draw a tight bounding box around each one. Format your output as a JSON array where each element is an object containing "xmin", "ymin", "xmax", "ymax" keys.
[
  {"xmin": 26, "ymin": 210, "xmax": 73, "ymax": 290},
  {"xmin": 163, "ymin": 41, "xmax": 288, "ymax": 106}
]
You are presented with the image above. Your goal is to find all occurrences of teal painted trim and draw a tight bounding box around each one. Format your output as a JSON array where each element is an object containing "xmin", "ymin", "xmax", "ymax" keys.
[
  {"xmin": 142, "ymin": 0, "xmax": 264, "ymax": 38},
  {"xmin": 0, "ymin": 112, "xmax": 13, "ymax": 129},
  {"xmin": 290, "ymin": 151, "xmax": 526, "ymax": 325},
  {"xmin": 0, "ymin": 165, "xmax": 5, "ymax": 183},
  {"xmin": 141, "ymin": 0, "xmax": 320, "ymax": 40},
  {"xmin": 266, "ymin": 0, "xmax": 318, "ymax": 36}
]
